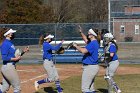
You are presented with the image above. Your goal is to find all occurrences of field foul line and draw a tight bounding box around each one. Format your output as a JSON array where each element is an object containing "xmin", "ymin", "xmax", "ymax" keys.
[
  {"xmin": 21, "ymin": 74, "xmax": 46, "ymax": 84},
  {"xmin": 17, "ymin": 69, "xmax": 36, "ymax": 72}
]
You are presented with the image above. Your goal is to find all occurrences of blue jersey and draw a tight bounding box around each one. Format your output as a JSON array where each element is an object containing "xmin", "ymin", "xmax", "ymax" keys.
[
  {"xmin": 43, "ymin": 42, "xmax": 62, "ymax": 60},
  {"xmin": 1, "ymin": 39, "xmax": 16, "ymax": 62},
  {"xmin": 109, "ymin": 43, "xmax": 118, "ymax": 61},
  {"xmin": 82, "ymin": 40, "xmax": 99, "ymax": 65}
]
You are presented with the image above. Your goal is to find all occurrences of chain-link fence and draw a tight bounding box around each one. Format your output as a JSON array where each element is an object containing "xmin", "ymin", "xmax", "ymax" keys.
[
  {"xmin": 0, "ymin": 23, "xmax": 108, "ymax": 45},
  {"xmin": 0, "ymin": 23, "xmax": 108, "ymax": 63},
  {"xmin": 0, "ymin": 22, "xmax": 140, "ymax": 64},
  {"xmin": 0, "ymin": 23, "xmax": 140, "ymax": 64}
]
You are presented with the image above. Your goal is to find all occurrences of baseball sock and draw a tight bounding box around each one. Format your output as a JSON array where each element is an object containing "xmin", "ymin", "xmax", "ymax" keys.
[
  {"xmin": 0, "ymin": 89, "xmax": 2, "ymax": 93},
  {"xmin": 85, "ymin": 92, "xmax": 96, "ymax": 93},
  {"xmin": 37, "ymin": 78, "xmax": 50, "ymax": 84},
  {"xmin": 14, "ymin": 92, "xmax": 20, "ymax": 93},
  {"xmin": 55, "ymin": 80, "xmax": 62, "ymax": 92}
]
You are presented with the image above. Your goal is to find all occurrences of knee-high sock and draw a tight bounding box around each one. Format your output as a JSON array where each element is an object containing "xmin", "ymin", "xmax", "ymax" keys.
[
  {"xmin": 0, "ymin": 89, "xmax": 2, "ymax": 93},
  {"xmin": 85, "ymin": 92, "xmax": 95, "ymax": 93},
  {"xmin": 37, "ymin": 78, "xmax": 50, "ymax": 84},
  {"xmin": 55, "ymin": 80, "xmax": 62, "ymax": 92}
]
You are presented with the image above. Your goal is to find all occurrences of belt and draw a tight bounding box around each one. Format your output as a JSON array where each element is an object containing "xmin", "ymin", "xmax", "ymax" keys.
[
  {"xmin": 44, "ymin": 59, "xmax": 52, "ymax": 61},
  {"xmin": 83, "ymin": 63, "xmax": 98, "ymax": 66},
  {"xmin": 3, "ymin": 61, "xmax": 15, "ymax": 65}
]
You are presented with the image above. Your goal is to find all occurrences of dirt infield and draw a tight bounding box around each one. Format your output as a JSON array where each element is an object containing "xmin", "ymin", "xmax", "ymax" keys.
[{"xmin": 0, "ymin": 64, "xmax": 140, "ymax": 93}]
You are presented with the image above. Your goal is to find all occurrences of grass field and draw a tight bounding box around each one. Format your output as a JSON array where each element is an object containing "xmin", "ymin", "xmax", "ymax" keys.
[
  {"xmin": 0, "ymin": 64, "xmax": 140, "ymax": 93},
  {"xmin": 35, "ymin": 64, "xmax": 140, "ymax": 93},
  {"xmin": 36, "ymin": 74, "xmax": 140, "ymax": 93}
]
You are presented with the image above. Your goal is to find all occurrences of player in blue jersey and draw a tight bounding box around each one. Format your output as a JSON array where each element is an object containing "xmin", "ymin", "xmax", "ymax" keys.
[
  {"xmin": 34, "ymin": 33, "xmax": 64, "ymax": 93},
  {"xmin": 103, "ymin": 33, "xmax": 121, "ymax": 93},
  {"xmin": 72, "ymin": 26, "xmax": 99, "ymax": 93},
  {"xmin": 0, "ymin": 28, "xmax": 29, "ymax": 93}
]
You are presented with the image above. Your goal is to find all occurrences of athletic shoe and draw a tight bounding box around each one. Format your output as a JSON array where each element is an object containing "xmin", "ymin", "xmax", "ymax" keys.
[
  {"xmin": 117, "ymin": 89, "xmax": 121, "ymax": 93},
  {"xmin": 34, "ymin": 81, "xmax": 39, "ymax": 91},
  {"xmin": 104, "ymin": 75, "xmax": 110, "ymax": 79},
  {"xmin": 58, "ymin": 92, "xmax": 63, "ymax": 93}
]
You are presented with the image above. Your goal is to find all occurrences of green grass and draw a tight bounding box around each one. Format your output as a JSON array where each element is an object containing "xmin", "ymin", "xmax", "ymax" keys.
[
  {"xmin": 36, "ymin": 74, "xmax": 140, "ymax": 93},
  {"xmin": 119, "ymin": 64, "xmax": 140, "ymax": 67}
]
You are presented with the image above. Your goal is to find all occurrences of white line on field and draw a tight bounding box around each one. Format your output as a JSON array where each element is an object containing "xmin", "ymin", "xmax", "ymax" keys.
[
  {"xmin": 21, "ymin": 74, "xmax": 46, "ymax": 84},
  {"xmin": 17, "ymin": 69, "xmax": 36, "ymax": 72}
]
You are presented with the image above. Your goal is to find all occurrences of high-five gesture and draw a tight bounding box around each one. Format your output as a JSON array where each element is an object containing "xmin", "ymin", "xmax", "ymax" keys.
[
  {"xmin": 78, "ymin": 25, "xmax": 83, "ymax": 33},
  {"xmin": 60, "ymin": 40, "xmax": 64, "ymax": 44}
]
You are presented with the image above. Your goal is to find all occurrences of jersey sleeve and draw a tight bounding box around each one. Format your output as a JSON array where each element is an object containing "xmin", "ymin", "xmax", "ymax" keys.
[
  {"xmin": 43, "ymin": 43, "xmax": 51, "ymax": 51},
  {"xmin": 1, "ymin": 44, "xmax": 11, "ymax": 61},
  {"xmin": 109, "ymin": 44, "xmax": 116, "ymax": 53},
  {"xmin": 43, "ymin": 43, "xmax": 62, "ymax": 51},
  {"xmin": 85, "ymin": 42, "xmax": 94, "ymax": 54},
  {"xmin": 50, "ymin": 43, "xmax": 62, "ymax": 51}
]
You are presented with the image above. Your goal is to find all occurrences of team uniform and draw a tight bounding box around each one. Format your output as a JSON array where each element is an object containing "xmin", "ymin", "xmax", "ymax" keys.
[
  {"xmin": 82, "ymin": 40, "xmax": 99, "ymax": 93},
  {"xmin": 0, "ymin": 39, "xmax": 21, "ymax": 93},
  {"xmin": 35, "ymin": 41, "xmax": 63, "ymax": 93},
  {"xmin": 104, "ymin": 42, "xmax": 121, "ymax": 93},
  {"xmin": 105, "ymin": 42, "xmax": 119, "ymax": 77}
]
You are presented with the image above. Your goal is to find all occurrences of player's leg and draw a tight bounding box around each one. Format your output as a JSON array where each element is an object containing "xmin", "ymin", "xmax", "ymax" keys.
[
  {"xmin": 10, "ymin": 68, "xmax": 21, "ymax": 93},
  {"xmin": 81, "ymin": 65, "xmax": 99, "ymax": 93},
  {"xmin": 38, "ymin": 60, "xmax": 53, "ymax": 83},
  {"xmin": 34, "ymin": 60, "xmax": 56, "ymax": 91},
  {"xmin": 104, "ymin": 65, "xmax": 113, "ymax": 93},
  {"xmin": 0, "ymin": 65, "xmax": 11, "ymax": 92},
  {"xmin": 89, "ymin": 79, "xmax": 95, "ymax": 92},
  {"xmin": 52, "ymin": 65, "xmax": 63, "ymax": 93},
  {"xmin": 5, "ymin": 65, "xmax": 21, "ymax": 93},
  {"xmin": 107, "ymin": 60, "xmax": 119, "ymax": 77},
  {"xmin": 109, "ymin": 77, "xmax": 121, "ymax": 93},
  {"xmin": 0, "ymin": 76, "xmax": 10, "ymax": 93},
  {"xmin": 105, "ymin": 60, "xmax": 121, "ymax": 93},
  {"xmin": 1, "ymin": 64, "xmax": 21, "ymax": 93}
]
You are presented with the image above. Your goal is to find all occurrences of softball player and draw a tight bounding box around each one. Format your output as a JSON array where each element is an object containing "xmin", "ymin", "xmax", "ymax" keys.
[
  {"xmin": 103, "ymin": 33, "xmax": 121, "ymax": 93},
  {"xmin": 73, "ymin": 26, "xmax": 99, "ymax": 93},
  {"xmin": 35, "ymin": 33, "xmax": 64, "ymax": 93},
  {"xmin": 0, "ymin": 28, "xmax": 29, "ymax": 93}
]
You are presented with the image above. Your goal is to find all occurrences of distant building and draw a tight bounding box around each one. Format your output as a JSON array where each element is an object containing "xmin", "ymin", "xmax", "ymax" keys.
[{"xmin": 113, "ymin": 5, "xmax": 140, "ymax": 42}]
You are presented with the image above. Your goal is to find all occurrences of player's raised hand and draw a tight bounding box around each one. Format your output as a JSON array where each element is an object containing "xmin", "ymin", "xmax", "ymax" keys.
[
  {"xmin": 72, "ymin": 42, "xmax": 78, "ymax": 47},
  {"xmin": 61, "ymin": 40, "xmax": 64, "ymax": 44},
  {"xmin": 78, "ymin": 25, "xmax": 83, "ymax": 33}
]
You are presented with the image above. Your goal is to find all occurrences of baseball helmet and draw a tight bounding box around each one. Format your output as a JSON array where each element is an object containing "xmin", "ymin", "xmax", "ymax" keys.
[
  {"xmin": 104, "ymin": 33, "xmax": 114, "ymax": 39},
  {"xmin": 103, "ymin": 33, "xmax": 114, "ymax": 43}
]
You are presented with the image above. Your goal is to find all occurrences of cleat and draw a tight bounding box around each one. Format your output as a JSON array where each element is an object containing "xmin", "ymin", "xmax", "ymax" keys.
[
  {"xmin": 104, "ymin": 75, "xmax": 110, "ymax": 79},
  {"xmin": 117, "ymin": 89, "xmax": 121, "ymax": 93},
  {"xmin": 34, "ymin": 81, "xmax": 39, "ymax": 91}
]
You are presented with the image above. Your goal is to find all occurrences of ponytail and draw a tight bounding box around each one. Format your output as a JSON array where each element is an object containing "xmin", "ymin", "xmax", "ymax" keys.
[
  {"xmin": 0, "ymin": 28, "xmax": 10, "ymax": 45},
  {"xmin": 94, "ymin": 29, "xmax": 101, "ymax": 43},
  {"xmin": 39, "ymin": 35, "xmax": 44, "ymax": 47},
  {"xmin": 111, "ymin": 39, "xmax": 118, "ymax": 52},
  {"xmin": 39, "ymin": 33, "xmax": 50, "ymax": 47},
  {"xmin": 96, "ymin": 32, "xmax": 101, "ymax": 43}
]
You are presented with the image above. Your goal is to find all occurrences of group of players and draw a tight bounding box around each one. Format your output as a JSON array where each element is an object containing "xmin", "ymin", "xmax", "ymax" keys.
[{"xmin": 0, "ymin": 26, "xmax": 121, "ymax": 93}]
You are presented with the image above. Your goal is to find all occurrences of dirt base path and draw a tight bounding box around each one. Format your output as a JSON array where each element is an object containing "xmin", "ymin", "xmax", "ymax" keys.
[{"xmin": 0, "ymin": 64, "xmax": 140, "ymax": 93}]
